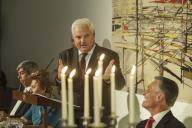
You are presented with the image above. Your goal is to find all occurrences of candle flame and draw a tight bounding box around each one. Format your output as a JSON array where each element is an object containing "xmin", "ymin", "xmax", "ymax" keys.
[
  {"xmin": 95, "ymin": 69, "xmax": 102, "ymax": 76},
  {"xmin": 69, "ymin": 69, "xmax": 76, "ymax": 78},
  {"xmin": 86, "ymin": 68, "xmax": 92, "ymax": 75},
  {"xmin": 99, "ymin": 53, "xmax": 105, "ymax": 61},
  {"xmin": 112, "ymin": 65, "xmax": 116, "ymax": 73},
  {"xmin": 130, "ymin": 65, "xmax": 136, "ymax": 75},
  {"xmin": 61, "ymin": 66, "xmax": 68, "ymax": 74}
]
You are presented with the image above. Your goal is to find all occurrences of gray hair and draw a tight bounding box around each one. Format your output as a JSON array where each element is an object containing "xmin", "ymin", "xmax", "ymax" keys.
[
  {"xmin": 71, "ymin": 18, "xmax": 95, "ymax": 35},
  {"xmin": 16, "ymin": 60, "xmax": 39, "ymax": 75},
  {"xmin": 155, "ymin": 76, "xmax": 179, "ymax": 107}
]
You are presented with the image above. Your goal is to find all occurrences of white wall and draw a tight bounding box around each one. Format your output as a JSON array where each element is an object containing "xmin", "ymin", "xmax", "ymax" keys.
[{"xmin": 0, "ymin": 0, "xmax": 112, "ymax": 87}]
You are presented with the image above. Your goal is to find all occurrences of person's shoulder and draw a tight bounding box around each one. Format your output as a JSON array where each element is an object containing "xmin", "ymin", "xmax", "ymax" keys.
[
  {"xmin": 164, "ymin": 112, "xmax": 186, "ymax": 128},
  {"xmin": 59, "ymin": 47, "xmax": 78, "ymax": 59},
  {"xmin": 171, "ymin": 116, "xmax": 186, "ymax": 128},
  {"xmin": 136, "ymin": 120, "xmax": 147, "ymax": 128},
  {"xmin": 96, "ymin": 44, "xmax": 118, "ymax": 55}
]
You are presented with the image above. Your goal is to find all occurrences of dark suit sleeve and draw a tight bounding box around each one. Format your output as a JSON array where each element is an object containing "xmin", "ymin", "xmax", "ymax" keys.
[
  {"xmin": 15, "ymin": 103, "xmax": 31, "ymax": 117},
  {"xmin": 136, "ymin": 120, "xmax": 146, "ymax": 128},
  {"xmin": 59, "ymin": 50, "xmax": 68, "ymax": 65},
  {"xmin": 94, "ymin": 45, "xmax": 125, "ymax": 90}
]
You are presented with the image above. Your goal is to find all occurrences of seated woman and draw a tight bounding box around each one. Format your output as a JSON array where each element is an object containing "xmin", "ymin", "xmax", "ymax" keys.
[{"xmin": 21, "ymin": 69, "xmax": 60, "ymax": 127}]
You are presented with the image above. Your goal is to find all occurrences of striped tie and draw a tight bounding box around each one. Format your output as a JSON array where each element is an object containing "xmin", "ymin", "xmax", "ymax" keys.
[{"xmin": 79, "ymin": 53, "xmax": 87, "ymax": 80}]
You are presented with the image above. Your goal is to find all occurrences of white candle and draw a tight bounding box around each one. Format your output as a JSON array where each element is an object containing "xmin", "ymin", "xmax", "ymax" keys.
[
  {"xmin": 97, "ymin": 53, "xmax": 105, "ymax": 108},
  {"xmin": 61, "ymin": 66, "xmax": 68, "ymax": 120},
  {"xmin": 98, "ymin": 53, "xmax": 105, "ymax": 70},
  {"xmin": 84, "ymin": 68, "xmax": 92, "ymax": 118},
  {"xmin": 129, "ymin": 65, "xmax": 136, "ymax": 124},
  {"xmin": 93, "ymin": 69, "xmax": 101, "ymax": 124},
  {"xmin": 110, "ymin": 65, "xmax": 116, "ymax": 116},
  {"xmin": 68, "ymin": 69, "xmax": 76, "ymax": 125}
]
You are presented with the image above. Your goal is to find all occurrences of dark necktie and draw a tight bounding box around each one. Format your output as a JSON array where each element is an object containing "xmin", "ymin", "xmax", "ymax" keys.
[
  {"xmin": 79, "ymin": 53, "xmax": 87, "ymax": 80},
  {"xmin": 145, "ymin": 117, "xmax": 155, "ymax": 128},
  {"xmin": 78, "ymin": 53, "xmax": 88, "ymax": 109}
]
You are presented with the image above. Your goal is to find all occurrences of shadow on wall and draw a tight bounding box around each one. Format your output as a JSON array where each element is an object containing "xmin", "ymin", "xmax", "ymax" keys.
[
  {"xmin": 183, "ymin": 117, "xmax": 192, "ymax": 128},
  {"xmin": 180, "ymin": 104, "xmax": 192, "ymax": 128},
  {"xmin": 102, "ymin": 39, "xmax": 111, "ymax": 49},
  {"xmin": 118, "ymin": 93, "xmax": 141, "ymax": 128}
]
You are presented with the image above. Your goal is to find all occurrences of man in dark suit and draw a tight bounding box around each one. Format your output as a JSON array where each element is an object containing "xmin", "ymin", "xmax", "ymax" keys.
[
  {"xmin": 57, "ymin": 18, "xmax": 125, "ymax": 126},
  {"xmin": 0, "ymin": 60, "xmax": 39, "ymax": 120},
  {"xmin": 9, "ymin": 60, "xmax": 39, "ymax": 117},
  {"xmin": 136, "ymin": 76, "xmax": 185, "ymax": 128}
]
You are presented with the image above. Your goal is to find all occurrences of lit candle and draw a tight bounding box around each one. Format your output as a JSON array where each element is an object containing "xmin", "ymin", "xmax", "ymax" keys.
[
  {"xmin": 129, "ymin": 65, "xmax": 136, "ymax": 124},
  {"xmin": 68, "ymin": 69, "xmax": 76, "ymax": 126},
  {"xmin": 110, "ymin": 65, "xmax": 116, "ymax": 116},
  {"xmin": 61, "ymin": 66, "xmax": 68, "ymax": 121},
  {"xmin": 98, "ymin": 53, "xmax": 105, "ymax": 70},
  {"xmin": 93, "ymin": 69, "xmax": 102, "ymax": 124},
  {"xmin": 84, "ymin": 68, "xmax": 92, "ymax": 118},
  {"xmin": 98, "ymin": 53, "xmax": 105, "ymax": 108}
]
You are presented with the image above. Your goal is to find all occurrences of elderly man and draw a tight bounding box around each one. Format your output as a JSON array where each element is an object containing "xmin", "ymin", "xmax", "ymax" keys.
[
  {"xmin": 136, "ymin": 76, "xmax": 185, "ymax": 128},
  {"xmin": 57, "ymin": 18, "xmax": 125, "ymax": 126}
]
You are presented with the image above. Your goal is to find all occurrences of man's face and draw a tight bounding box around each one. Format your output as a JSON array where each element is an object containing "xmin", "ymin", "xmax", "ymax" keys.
[
  {"xmin": 72, "ymin": 25, "xmax": 95, "ymax": 53},
  {"xmin": 17, "ymin": 68, "xmax": 32, "ymax": 87},
  {"xmin": 142, "ymin": 79, "xmax": 162, "ymax": 110}
]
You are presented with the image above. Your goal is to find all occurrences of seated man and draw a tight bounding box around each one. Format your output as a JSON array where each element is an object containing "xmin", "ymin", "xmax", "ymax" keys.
[
  {"xmin": 0, "ymin": 60, "xmax": 39, "ymax": 119},
  {"xmin": 136, "ymin": 76, "xmax": 186, "ymax": 128}
]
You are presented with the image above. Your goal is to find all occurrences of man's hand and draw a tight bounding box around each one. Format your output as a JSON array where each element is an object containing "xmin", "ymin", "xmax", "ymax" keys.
[
  {"xmin": 57, "ymin": 59, "xmax": 64, "ymax": 80},
  {"xmin": 103, "ymin": 60, "xmax": 115, "ymax": 81}
]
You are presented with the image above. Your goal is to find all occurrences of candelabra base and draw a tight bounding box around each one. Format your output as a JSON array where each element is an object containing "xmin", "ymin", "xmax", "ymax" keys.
[
  {"xmin": 89, "ymin": 122, "xmax": 106, "ymax": 128},
  {"xmin": 61, "ymin": 119, "xmax": 68, "ymax": 128},
  {"xmin": 109, "ymin": 115, "xmax": 118, "ymax": 128},
  {"xmin": 128, "ymin": 123, "xmax": 136, "ymax": 128},
  {"xmin": 82, "ymin": 116, "xmax": 92, "ymax": 128},
  {"xmin": 65, "ymin": 124, "xmax": 77, "ymax": 128}
]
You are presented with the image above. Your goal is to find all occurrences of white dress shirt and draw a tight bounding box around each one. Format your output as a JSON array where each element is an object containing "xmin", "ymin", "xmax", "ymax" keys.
[{"xmin": 78, "ymin": 44, "xmax": 96, "ymax": 70}]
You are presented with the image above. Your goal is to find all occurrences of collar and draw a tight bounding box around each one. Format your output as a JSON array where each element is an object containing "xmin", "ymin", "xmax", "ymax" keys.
[
  {"xmin": 152, "ymin": 109, "xmax": 170, "ymax": 128},
  {"xmin": 24, "ymin": 86, "xmax": 31, "ymax": 93},
  {"xmin": 78, "ymin": 44, "xmax": 96, "ymax": 68}
]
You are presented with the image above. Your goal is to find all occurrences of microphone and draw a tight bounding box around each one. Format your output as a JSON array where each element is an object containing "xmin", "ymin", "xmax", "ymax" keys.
[{"xmin": 44, "ymin": 57, "xmax": 55, "ymax": 71}]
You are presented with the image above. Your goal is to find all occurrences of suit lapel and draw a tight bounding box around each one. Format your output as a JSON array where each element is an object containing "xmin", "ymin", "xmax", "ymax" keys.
[
  {"xmin": 155, "ymin": 111, "xmax": 172, "ymax": 128},
  {"xmin": 87, "ymin": 45, "xmax": 100, "ymax": 75},
  {"xmin": 71, "ymin": 48, "xmax": 79, "ymax": 69},
  {"xmin": 136, "ymin": 120, "xmax": 147, "ymax": 128}
]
